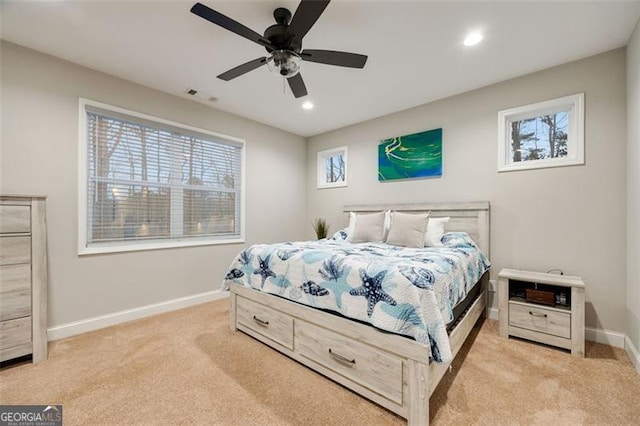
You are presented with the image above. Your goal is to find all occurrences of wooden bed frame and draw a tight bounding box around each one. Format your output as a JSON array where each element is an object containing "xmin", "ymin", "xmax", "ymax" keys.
[{"xmin": 228, "ymin": 202, "xmax": 490, "ymax": 425}]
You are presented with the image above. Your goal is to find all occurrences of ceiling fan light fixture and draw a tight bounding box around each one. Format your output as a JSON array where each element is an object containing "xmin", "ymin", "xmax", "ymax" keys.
[{"xmin": 267, "ymin": 50, "xmax": 302, "ymax": 78}]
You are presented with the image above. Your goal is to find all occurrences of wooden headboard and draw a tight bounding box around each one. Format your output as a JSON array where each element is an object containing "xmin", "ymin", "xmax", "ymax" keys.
[{"xmin": 343, "ymin": 201, "xmax": 490, "ymax": 257}]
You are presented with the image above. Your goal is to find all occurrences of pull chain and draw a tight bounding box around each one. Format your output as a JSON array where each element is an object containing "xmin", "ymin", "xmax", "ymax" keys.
[{"xmin": 282, "ymin": 76, "xmax": 286, "ymax": 95}]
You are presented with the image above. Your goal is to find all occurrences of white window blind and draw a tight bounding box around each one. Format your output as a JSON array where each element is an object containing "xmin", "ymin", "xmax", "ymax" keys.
[{"xmin": 81, "ymin": 101, "xmax": 244, "ymax": 253}]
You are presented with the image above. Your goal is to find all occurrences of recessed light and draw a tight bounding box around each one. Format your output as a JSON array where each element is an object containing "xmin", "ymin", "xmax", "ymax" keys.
[
  {"xmin": 463, "ymin": 32, "xmax": 483, "ymax": 47},
  {"xmin": 302, "ymin": 101, "xmax": 314, "ymax": 110}
]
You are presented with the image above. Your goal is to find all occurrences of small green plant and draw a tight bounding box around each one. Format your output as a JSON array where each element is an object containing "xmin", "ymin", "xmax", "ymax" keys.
[{"xmin": 312, "ymin": 218, "xmax": 329, "ymax": 240}]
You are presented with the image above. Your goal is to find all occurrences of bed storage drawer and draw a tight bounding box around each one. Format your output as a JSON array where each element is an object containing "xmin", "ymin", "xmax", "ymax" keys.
[
  {"xmin": 509, "ymin": 302, "xmax": 570, "ymax": 339},
  {"xmin": 295, "ymin": 320, "xmax": 403, "ymax": 405},
  {"xmin": 236, "ymin": 296, "xmax": 294, "ymax": 350}
]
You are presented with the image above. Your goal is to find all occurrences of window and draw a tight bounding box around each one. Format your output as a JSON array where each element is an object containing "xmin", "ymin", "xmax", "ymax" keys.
[
  {"xmin": 78, "ymin": 99, "xmax": 245, "ymax": 254},
  {"xmin": 317, "ymin": 146, "xmax": 347, "ymax": 189},
  {"xmin": 498, "ymin": 93, "xmax": 584, "ymax": 172}
]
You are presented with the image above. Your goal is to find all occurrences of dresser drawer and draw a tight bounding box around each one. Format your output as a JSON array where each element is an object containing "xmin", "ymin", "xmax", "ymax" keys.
[
  {"xmin": 0, "ymin": 264, "xmax": 32, "ymax": 321},
  {"xmin": 0, "ymin": 236, "xmax": 31, "ymax": 266},
  {"xmin": 295, "ymin": 320, "xmax": 403, "ymax": 405},
  {"xmin": 236, "ymin": 296, "xmax": 294, "ymax": 350},
  {"xmin": 509, "ymin": 302, "xmax": 570, "ymax": 339},
  {"xmin": 0, "ymin": 316, "xmax": 32, "ymax": 349},
  {"xmin": 0, "ymin": 205, "xmax": 30, "ymax": 234}
]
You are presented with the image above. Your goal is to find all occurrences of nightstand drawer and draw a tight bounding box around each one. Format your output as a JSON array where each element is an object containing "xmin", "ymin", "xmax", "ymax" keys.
[
  {"xmin": 509, "ymin": 302, "xmax": 570, "ymax": 339},
  {"xmin": 236, "ymin": 296, "xmax": 294, "ymax": 350}
]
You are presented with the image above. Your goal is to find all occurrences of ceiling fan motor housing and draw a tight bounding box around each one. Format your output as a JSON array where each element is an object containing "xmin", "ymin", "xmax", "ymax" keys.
[{"xmin": 263, "ymin": 8, "xmax": 302, "ymax": 53}]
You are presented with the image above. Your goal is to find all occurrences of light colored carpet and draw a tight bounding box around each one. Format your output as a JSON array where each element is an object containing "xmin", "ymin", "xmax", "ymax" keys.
[{"xmin": 1, "ymin": 299, "xmax": 639, "ymax": 425}]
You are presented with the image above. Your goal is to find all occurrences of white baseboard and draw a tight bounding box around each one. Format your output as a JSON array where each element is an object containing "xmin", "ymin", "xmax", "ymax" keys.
[
  {"xmin": 47, "ymin": 290, "xmax": 229, "ymax": 341},
  {"xmin": 625, "ymin": 336, "xmax": 640, "ymax": 374},
  {"xmin": 585, "ymin": 326, "xmax": 626, "ymax": 348}
]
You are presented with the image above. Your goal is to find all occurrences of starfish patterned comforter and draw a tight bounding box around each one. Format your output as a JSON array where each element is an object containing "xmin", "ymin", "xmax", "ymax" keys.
[{"xmin": 223, "ymin": 232, "xmax": 490, "ymax": 363}]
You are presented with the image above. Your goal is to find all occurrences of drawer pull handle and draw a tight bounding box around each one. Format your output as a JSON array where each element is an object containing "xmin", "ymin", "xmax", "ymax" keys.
[
  {"xmin": 328, "ymin": 349, "xmax": 356, "ymax": 366},
  {"xmin": 529, "ymin": 311, "xmax": 548, "ymax": 318},
  {"xmin": 253, "ymin": 315, "xmax": 269, "ymax": 326}
]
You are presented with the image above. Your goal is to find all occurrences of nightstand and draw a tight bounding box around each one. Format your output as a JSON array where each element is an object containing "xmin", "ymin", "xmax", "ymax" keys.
[{"xmin": 498, "ymin": 268, "xmax": 585, "ymax": 357}]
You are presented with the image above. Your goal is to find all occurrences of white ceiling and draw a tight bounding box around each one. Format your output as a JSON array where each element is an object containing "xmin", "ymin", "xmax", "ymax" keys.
[{"xmin": 2, "ymin": 1, "xmax": 639, "ymax": 137}]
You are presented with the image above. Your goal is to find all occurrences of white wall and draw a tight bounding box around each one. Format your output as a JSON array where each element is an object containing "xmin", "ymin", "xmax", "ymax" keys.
[
  {"xmin": 306, "ymin": 49, "xmax": 627, "ymax": 334},
  {"xmin": 627, "ymin": 20, "xmax": 640, "ymax": 352},
  {"xmin": 0, "ymin": 41, "xmax": 307, "ymax": 328}
]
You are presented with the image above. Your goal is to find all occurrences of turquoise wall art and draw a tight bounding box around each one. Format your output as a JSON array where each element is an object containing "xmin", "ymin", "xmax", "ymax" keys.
[{"xmin": 378, "ymin": 128, "xmax": 442, "ymax": 181}]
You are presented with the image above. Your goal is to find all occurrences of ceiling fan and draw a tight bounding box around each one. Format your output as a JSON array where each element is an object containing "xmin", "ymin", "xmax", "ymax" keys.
[{"xmin": 190, "ymin": 0, "xmax": 368, "ymax": 98}]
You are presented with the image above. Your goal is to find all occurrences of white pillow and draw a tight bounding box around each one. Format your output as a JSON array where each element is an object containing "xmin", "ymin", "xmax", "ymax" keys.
[
  {"xmin": 383, "ymin": 210, "xmax": 391, "ymax": 238},
  {"xmin": 385, "ymin": 211, "xmax": 430, "ymax": 248},
  {"xmin": 347, "ymin": 210, "xmax": 391, "ymax": 241},
  {"xmin": 350, "ymin": 211, "xmax": 386, "ymax": 243},
  {"xmin": 424, "ymin": 217, "xmax": 450, "ymax": 247},
  {"xmin": 346, "ymin": 211, "xmax": 357, "ymax": 237}
]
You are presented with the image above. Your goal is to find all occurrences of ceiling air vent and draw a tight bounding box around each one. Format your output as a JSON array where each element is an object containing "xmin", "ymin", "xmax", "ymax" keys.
[{"xmin": 185, "ymin": 88, "xmax": 218, "ymax": 105}]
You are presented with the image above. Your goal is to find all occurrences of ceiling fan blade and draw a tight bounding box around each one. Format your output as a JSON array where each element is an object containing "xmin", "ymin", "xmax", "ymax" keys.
[
  {"xmin": 191, "ymin": 3, "xmax": 274, "ymax": 50},
  {"xmin": 287, "ymin": 0, "xmax": 331, "ymax": 40},
  {"xmin": 287, "ymin": 73, "xmax": 308, "ymax": 98},
  {"xmin": 301, "ymin": 49, "xmax": 367, "ymax": 68},
  {"xmin": 217, "ymin": 57, "xmax": 267, "ymax": 81}
]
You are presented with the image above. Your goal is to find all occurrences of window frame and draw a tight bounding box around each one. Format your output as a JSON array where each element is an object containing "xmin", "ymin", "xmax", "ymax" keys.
[
  {"xmin": 316, "ymin": 146, "xmax": 348, "ymax": 189},
  {"xmin": 78, "ymin": 98, "xmax": 246, "ymax": 255},
  {"xmin": 497, "ymin": 93, "xmax": 585, "ymax": 172}
]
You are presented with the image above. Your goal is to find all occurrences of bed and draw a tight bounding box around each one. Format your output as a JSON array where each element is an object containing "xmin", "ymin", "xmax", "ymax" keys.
[{"xmin": 225, "ymin": 202, "xmax": 490, "ymax": 425}]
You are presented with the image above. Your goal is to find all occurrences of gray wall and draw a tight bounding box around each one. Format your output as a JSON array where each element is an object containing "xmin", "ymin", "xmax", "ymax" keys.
[
  {"xmin": 306, "ymin": 49, "xmax": 627, "ymax": 334},
  {"xmin": 628, "ymin": 20, "xmax": 640, "ymax": 350},
  {"xmin": 0, "ymin": 41, "xmax": 307, "ymax": 328}
]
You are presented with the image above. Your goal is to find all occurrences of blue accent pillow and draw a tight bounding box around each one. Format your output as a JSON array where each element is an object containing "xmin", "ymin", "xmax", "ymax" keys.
[
  {"xmin": 441, "ymin": 232, "xmax": 478, "ymax": 248},
  {"xmin": 331, "ymin": 228, "xmax": 350, "ymax": 241}
]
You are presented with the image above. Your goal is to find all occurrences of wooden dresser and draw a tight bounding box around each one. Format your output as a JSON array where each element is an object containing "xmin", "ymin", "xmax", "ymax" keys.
[{"xmin": 0, "ymin": 196, "xmax": 48, "ymax": 363}]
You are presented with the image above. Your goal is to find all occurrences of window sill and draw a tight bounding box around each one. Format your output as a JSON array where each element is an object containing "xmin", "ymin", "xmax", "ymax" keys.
[
  {"xmin": 78, "ymin": 237, "xmax": 245, "ymax": 256},
  {"xmin": 498, "ymin": 157, "xmax": 584, "ymax": 172},
  {"xmin": 317, "ymin": 182, "xmax": 348, "ymax": 189}
]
